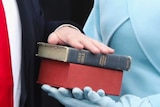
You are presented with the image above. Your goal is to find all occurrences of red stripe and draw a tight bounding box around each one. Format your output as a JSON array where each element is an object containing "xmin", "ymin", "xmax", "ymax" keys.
[{"xmin": 0, "ymin": 1, "xmax": 13, "ymax": 107}]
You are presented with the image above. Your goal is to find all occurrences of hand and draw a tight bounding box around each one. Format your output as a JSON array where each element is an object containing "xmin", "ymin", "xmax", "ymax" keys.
[
  {"xmin": 41, "ymin": 85, "xmax": 121, "ymax": 107},
  {"xmin": 47, "ymin": 26, "xmax": 114, "ymax": 54},
  {"xmin": 42, "ymin": 85, "xmax": 152, "ymax": 107}
]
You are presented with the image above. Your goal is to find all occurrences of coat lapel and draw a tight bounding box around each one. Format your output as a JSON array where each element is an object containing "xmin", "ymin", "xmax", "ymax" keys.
[
  {"xmin": 128, "ymin": 0, "xmax": 160, "ymax": 71},
  {"xmin": 16, "ymin": 0, "xmax": 43, "ymax": 107}
]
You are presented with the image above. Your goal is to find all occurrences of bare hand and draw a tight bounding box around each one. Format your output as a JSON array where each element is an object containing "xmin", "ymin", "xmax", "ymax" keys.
[{"xmin": 47, "ymin": 26, "xmax": 114, "ymax": 54}]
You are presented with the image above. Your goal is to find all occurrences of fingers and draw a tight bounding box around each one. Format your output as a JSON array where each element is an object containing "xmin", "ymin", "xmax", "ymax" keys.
[
  {"xmin": 41, "ymin": 85, "xmax": 77, "ymax": 106},
  {"xmin": 83, "ymin": 86, "xmax": 110, "ymax": 106},
  {"xmin": 84, "ymin": 86, "xmax": 92, "ymax": 99},
  {"xmin": 41, "ymin": 84, "xmax": 53, "ymax": 93},
  {"xmin": 97, "ymin": 89, "xmax": 105, "ymax": 97},
  {"xmin": 87, "ymin": 90, "xmax": 115, "ymax": 106},
  {"xmin": 47, "ymin": 32, "xmax": 65, "ymax": 45},
  {"xmin": 41, "ymin": 84, "xmax": 63, "ymax": 99},
  {"xmin": 88, "ymin": 91, "xmax": 102, "ymax": 103},
  {"xmin": 83, "ymin": 86, "xmax": 105, "ymax": 98},
  {"xmin": 83, "ymin": 36, "xmax": 114, "ymax": 54},
  {"xmin": 69, "ymin": 35, "xmax": 115, "ymax": 54},
  {"xmin": 72, "ymin": 87, "xmax": 84, "ymax": 100},
  {"xmin": 42, "ymin": 85, "xmax": 113, "ymax": 107},
  {"xmin": 42, "ymin": 85, "xmax": 71, "ymax": 98},
  {"xmin": 47, "ymin": 27, "xmax": 115, "ymax": 54},
  {"xmin": 42, "ymin": 85, "xmax": 99, "ymax": 107},
  {"xmin": 58, "ymin": 87, "xmax": 72, "ymax": 97}
]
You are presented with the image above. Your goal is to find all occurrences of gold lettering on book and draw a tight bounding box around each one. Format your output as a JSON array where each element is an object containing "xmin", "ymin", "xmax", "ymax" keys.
[
  {"xmin": 99, "ymin": 55, "xmax": 107, "ymax": 66},
  {"xmin": 77, "ymin": 52, "xmax": 85, "ymax": 63}
]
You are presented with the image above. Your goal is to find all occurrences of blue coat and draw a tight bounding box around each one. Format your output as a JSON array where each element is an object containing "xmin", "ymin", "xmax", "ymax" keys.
[{"xmin": 83, "ymin": 0, "xmax": 160, "ymax": 107}]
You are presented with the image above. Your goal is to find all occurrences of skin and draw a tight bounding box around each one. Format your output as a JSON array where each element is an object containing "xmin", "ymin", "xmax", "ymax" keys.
[{"xmin": 48, "ymin": 26, "xmax": 115, "ymax": 54}]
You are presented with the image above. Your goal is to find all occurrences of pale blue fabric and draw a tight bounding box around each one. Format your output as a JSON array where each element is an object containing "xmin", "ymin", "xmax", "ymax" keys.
[
  {"xmin": 42, "ymin": 85, "xmax": 152, "ymax": 107},
  {"xmin": 83, "ymin": 0, "xmax": 160, "ymax": 107}
]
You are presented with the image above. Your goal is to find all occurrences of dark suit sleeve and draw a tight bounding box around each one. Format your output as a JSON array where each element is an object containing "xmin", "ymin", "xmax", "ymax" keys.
[{"xmin": 44, "ymin": 20, "xmax": 84, "ymax": 41}]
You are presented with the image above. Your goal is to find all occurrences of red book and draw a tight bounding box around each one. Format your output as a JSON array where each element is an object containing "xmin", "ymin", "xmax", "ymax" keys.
[{"xmin": 37, "ymin": 59, "xmax": 123, "ymax": 96}]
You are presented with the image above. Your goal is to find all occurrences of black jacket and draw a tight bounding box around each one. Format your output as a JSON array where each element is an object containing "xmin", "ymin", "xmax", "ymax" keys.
[{"xmin": 16, "ymin": 0, "xmax": 79, "ymax": 107}]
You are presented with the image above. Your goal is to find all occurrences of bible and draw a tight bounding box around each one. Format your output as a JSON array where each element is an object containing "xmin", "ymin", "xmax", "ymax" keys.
[
  {"xmin": 37, "ymin": 42, "xmax": 132, "ymax": 95},
  {"xmin": 37, "ymin": 59, "xmax": 123, "ymax": 95},
  {"xmin": 36, "ymin": 42, "xmax": 131, "ymax": 71}
]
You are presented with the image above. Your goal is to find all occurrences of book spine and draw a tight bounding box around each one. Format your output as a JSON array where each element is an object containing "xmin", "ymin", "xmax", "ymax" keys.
[{"xmin": 67, "ymin": 48, "xmax": 131, "ymax": 71}]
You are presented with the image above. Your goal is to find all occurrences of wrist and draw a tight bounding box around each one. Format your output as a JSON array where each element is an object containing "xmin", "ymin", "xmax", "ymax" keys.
[{"xmin": 55, "ymin": 24, "xmax": 81, "ymax": 32}]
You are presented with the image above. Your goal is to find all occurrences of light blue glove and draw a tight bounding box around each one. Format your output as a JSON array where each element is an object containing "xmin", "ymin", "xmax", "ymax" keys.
[{"xmin": 41, "ymin": 84, "xmax": 152, "ymax": 107}]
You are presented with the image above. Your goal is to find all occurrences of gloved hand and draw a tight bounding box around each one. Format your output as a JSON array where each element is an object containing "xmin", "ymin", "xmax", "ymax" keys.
[
  {"xmin": 41, "ymin": 84, "xmax": 152, "ymax": 107},
  {"xmin": 41, "ymin": 84, "xmax": 120, "ymax": 107}
]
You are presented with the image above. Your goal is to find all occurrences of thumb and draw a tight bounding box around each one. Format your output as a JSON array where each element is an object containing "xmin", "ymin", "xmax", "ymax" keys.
[
  {"xmin": 42, "ymin": 84, "xmax": 73, "ymax": 105},
  {"xmin": 41, "ymin": 84, "xmax": 62, "ymax": 99},
  {"xmin": 41, "ymin": 84, "xmax": 53, "ymax": 93}
]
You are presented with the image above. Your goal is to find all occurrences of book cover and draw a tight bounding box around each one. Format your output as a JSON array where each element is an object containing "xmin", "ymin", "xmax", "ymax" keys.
[
  {"xmin": 37, "ymin": 59, "xmax": 123, "ymax": 96},
  {"xmin": 36, "ymin": 42, "xmax": 132, "ymax": 71}
]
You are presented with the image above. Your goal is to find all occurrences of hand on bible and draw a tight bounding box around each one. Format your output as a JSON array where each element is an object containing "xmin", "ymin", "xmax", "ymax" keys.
[
  {"xmin": 41, "ymin": 84, "xmax": 121, "ymax": 107},
  {"xmin": 47, "ymin": 26, "xmax": 114, "ymax": 54}
]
